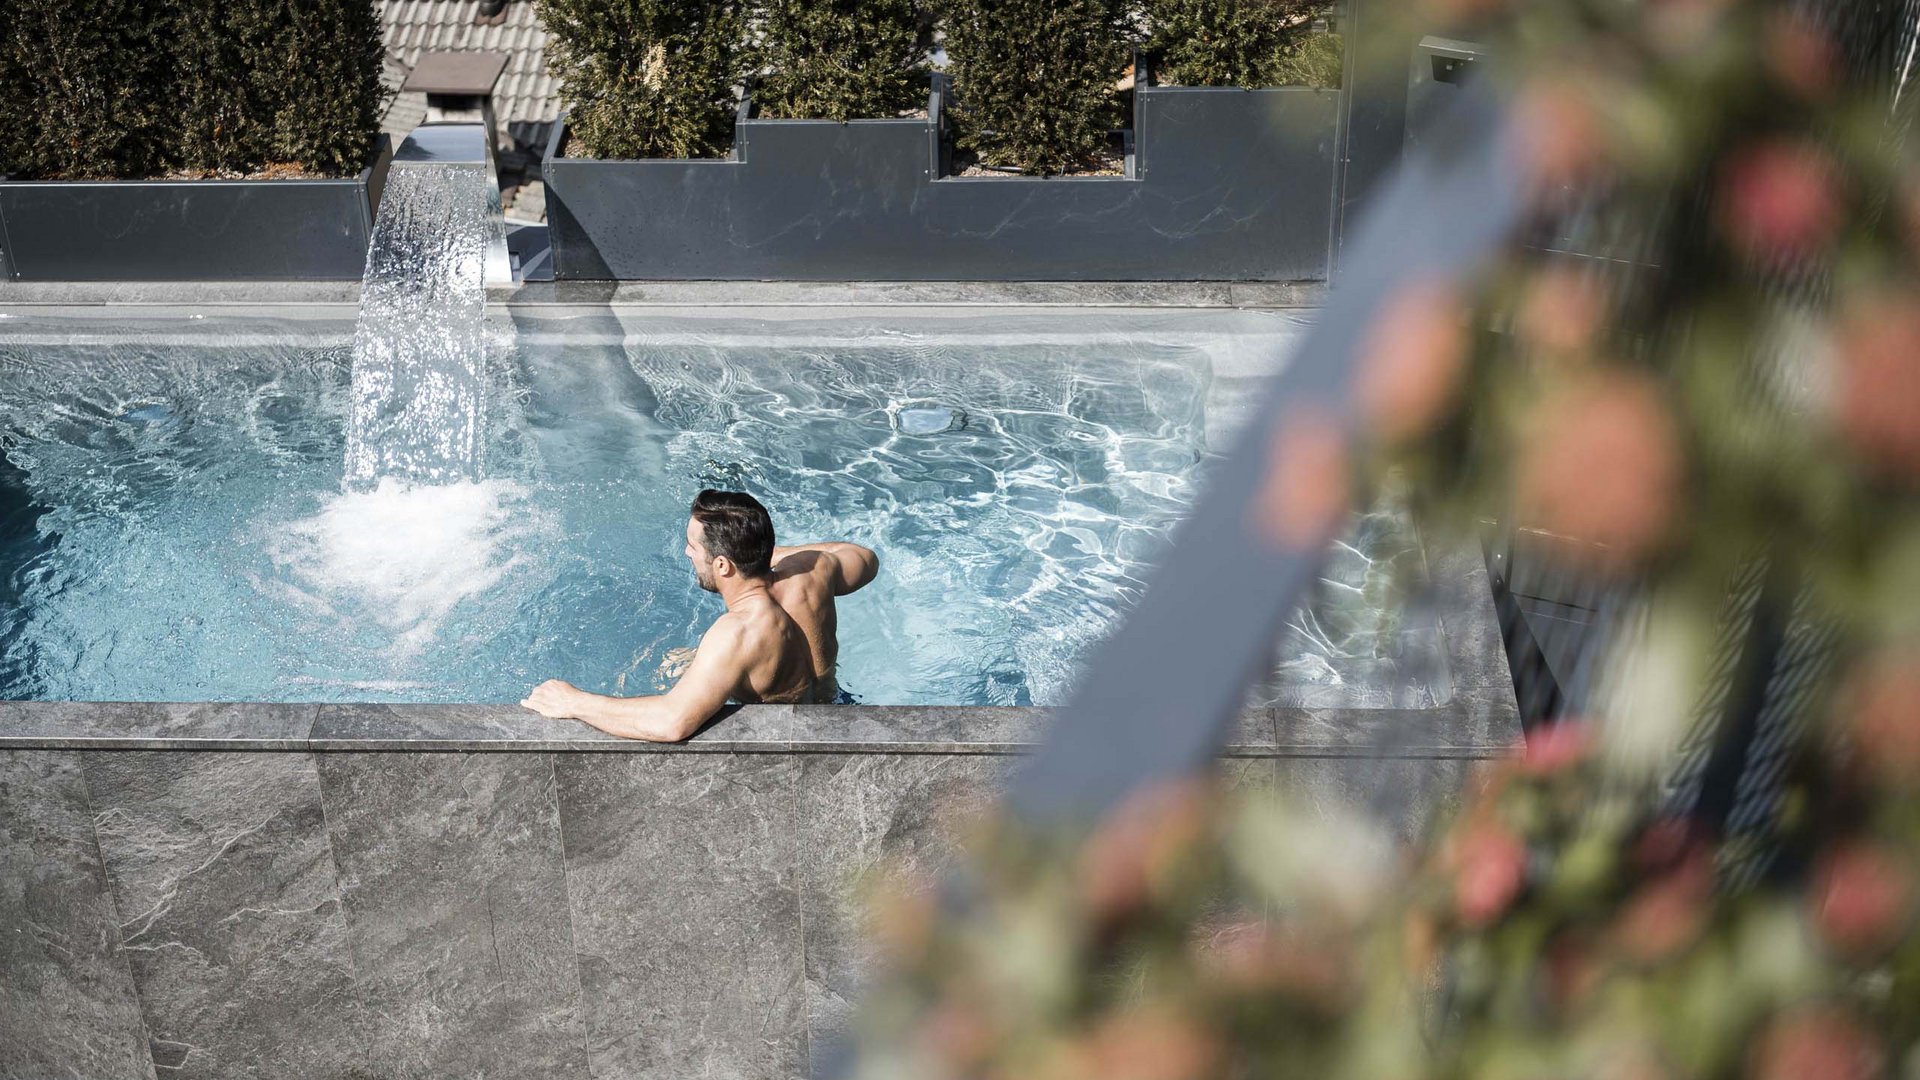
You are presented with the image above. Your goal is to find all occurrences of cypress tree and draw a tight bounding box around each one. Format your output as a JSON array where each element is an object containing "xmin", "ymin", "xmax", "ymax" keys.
[
  {"xmin": 168, "ymin": 0, "xmax": 277, "ymax": 173},
  {"xmin": 1144, "ymin": 0, "xmax": 1338, "ymax": 88},
  {"xmin": 0, "ymin": 0, "xmax": 383, "ymax": 180},
  {"xmin": 0, "ymin": 0, "xmax": 168, "ymax": 179},
  {"xmin": 753, "ymin": 0, "xmax": 930, "ymax": 121},
  {"xmin": 940, "ymin": 0, "xmax": 1133, "ymax": 176},
  {"xmin": 167, "ymin": 0, "xmax": 385, "ymax": 176},
  {"xmin": 538, "ymin": 0, "xmax": 751, "ymax": 159},
  {"xmin": 259, "ymin": 0, "xmax": 387, "ymax": 175}
]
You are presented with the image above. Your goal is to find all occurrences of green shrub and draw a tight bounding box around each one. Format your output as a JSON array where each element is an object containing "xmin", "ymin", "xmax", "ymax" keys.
[
  {"xmin": 1272, "ymin": 30, "xmax": 1344, "ymax": 90},
  {"xmin": 0, "ymin": 0, "xmax": 384, "ymax": 180},
  {"xmin": 1145, "ymin": 0, "xmax": 1339, "ymax": 87},
  {"xmin": 168, "ymin": 2, "xmax": 276, "ymax": 173},
  {"xmin": 169, "ymin": 0, "xmax": 386, "ymax": 175},
  {"xmin": 0, "ymin": 0, "xmax": 168, "ymax": 179},
  {"xmin": 753, "ymin": 0, "xmax": 930, "ymax": 121},
  {"xmin": 941, "ymin": 0, "xmax": 1132, "ymax": 176},
  {"xmin": 250, "ymin": 0, "xmax": 387, "ymax": 175},
  {"xmin": 539, "ymin": 0, "xmax": 751, "ymax": 159}
]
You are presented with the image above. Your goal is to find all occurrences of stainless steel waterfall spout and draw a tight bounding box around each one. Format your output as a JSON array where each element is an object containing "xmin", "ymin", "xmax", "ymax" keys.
[{"xmin": 393, "ymin": 123, "xmax": 515, "ymax": 287}]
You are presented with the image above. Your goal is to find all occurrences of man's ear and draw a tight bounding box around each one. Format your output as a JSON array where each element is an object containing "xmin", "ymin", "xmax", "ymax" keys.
[{"xmin": 712, "ymin": 555, "xmax": 736, "ymax": 579}]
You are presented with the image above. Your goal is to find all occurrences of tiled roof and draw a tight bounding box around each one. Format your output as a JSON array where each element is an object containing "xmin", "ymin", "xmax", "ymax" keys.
[{"xmin": 380, "ymin": 1, "xmax": 561, "ymax": 151}]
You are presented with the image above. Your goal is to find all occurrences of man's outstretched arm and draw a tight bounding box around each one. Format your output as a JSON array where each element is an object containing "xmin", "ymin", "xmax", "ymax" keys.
[
  {"xmin": 521, "ymin": 623, "xmax": 743, "ymax": 742},
  {"xmin": 771, "ymin": 541, "xmax": 879, "ymax": 595}
]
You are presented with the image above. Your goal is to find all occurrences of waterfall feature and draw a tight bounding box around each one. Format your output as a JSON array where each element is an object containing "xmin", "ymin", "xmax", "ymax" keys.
[
  {"xmin": 344, "ymin": 124, "xmax": 512, "ymax": 488},
  {"xmin": 266, "ymin": 123, "xmax": 538, "ymax": 667}
]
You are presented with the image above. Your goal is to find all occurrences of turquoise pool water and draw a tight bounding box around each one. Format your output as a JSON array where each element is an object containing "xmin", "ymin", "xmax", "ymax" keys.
[{"xmin": 0, "ymin": 310, "xmax": 1444, "ymax": 708}]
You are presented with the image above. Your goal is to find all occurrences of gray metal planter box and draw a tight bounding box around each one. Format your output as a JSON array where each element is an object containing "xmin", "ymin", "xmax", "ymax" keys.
[
  {"xmin": 543, "ymin": 81, "xmax": 1338, "ymax": 282},
  {"xmin": 0, "ymin": 138, "xmax": 392, "ymax": 281}
]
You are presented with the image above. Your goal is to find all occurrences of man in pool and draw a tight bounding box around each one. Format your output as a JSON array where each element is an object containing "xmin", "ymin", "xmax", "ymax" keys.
[{"xmin": 520, "ymin": 489, "xmax": 878, "ymax": 742}]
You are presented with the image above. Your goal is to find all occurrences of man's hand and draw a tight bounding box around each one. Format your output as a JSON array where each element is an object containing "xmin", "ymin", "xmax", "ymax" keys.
[{"xmin": 521, "ymin": 679, "xmax": 584, "ymax": 719}]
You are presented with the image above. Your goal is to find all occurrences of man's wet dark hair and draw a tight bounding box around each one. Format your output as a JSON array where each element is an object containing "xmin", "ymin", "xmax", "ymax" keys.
[{"xmin": 690, "ymin": 490, "xmax": 775, "ymax": 578}]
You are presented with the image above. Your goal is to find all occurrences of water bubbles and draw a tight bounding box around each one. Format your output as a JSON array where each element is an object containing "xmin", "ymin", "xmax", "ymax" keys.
[
  {"xmin": 119, "ymin": 402, "xmax": 178, "ymax": 428},
  {"xmin": 264, "ymin": 478, "xmax": 552, "ymax": 660},
  {"xmin": 892, "ymin": 402, "xmax": 967, "ymax": 435},
  {"xmin": 697, "ymin": 458, "xmax": 758, "ymax": 489}
]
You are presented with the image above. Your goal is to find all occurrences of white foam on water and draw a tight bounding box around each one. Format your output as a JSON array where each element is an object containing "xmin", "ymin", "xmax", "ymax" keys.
[{"xmin": 264, "ymin": 478, "xmax": 548, "ymax": 658}]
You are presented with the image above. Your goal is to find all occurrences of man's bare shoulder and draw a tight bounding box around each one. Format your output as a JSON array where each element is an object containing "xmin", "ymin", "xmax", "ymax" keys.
[
  {"xmin": 699, "ymin": 611, "xmax": 753, "ymax": 649},
  {"xmin": 771, "ymin": 549, "xmax": 840, "ymax": 586}
]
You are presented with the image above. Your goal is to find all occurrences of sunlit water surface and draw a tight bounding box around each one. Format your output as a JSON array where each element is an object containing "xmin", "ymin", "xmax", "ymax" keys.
[{"xmin": 0, "ymin": 316, "xmax": 1448, "ymax": 707}]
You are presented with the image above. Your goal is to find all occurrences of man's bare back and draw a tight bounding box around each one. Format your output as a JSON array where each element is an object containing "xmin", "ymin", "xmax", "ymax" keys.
[
  {"xmin": 768, "ymin": 542, "xmax": 880, "ymax": 701},
  {"xmin": 522, "ymin": 491, "xmax": 876, "ymax": 742}
]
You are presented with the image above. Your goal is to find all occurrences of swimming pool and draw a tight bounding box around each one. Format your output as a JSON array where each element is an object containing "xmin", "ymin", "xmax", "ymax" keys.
[{"xmin": 0, "ymin": 307, "xmax": 1448, "ymax": 708}]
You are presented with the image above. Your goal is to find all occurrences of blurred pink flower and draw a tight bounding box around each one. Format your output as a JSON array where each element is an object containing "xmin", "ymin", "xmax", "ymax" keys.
[
  {"xmin": 1750, "ymin": 1006, "xmax": 1884, "ymax": 1080},
  {"xmin": 1250, "ymin": 409, "xmax": 1350, "ymax": 552},
  {"xmin": 1812, "ymin": 842, "xmax": 1915, "ymax": 958},
  {"xmin": 1077, "ymin": 779, "xmax": 1209, "ymax": 922},
  {"xmin": 1514, "ymin": 81, "xmax": 1609, "ymax": 198},
  {"xmin": 1834, "ymin": 295, "xmax": 1920, "ymax": 482},
  {"xmin": 1359, "ymin": 280, "xmax": 1470, "ymax": 443},
  {"xmin": 1522, "ymin": 721, "xmax": 1591, "ymax": 775},
  {"xmin": 1197, "ymin": 921, "xmax": 1351, "ymax": 1008},
  {"xmin": 918, "ymin": 1001, "xmax": 996, "ymax": 1074},
  {"xmin": 1614, "ymin": 852, "xmax": 1712, "ymax": 964},
  {"xmin": 1454, "ymin": 822, "xmax": 1528, "ymax": 927},
  {"xmin": 1840, "ymin": 650, "xmax": 1920, "ymax": 783},
  {"xmin": 1518, "ymin": 267, "xmax": 1610, "ymax": 357},
  {"xmin": 1515, "ymin": 371, "xmax": 1684, "ymax": 574},
  {"xmin": 1084, "ymin": 1007, "xmax": 1222, "ymax": 1080},
  {"xmin": 1766, "ymin": 13, "xmax": 1840, "ymax": 100},
  {"xmin": 1646, "ymin": 0, "xmax": 1737, "ymax": 56},
  {"xmin": 1720, "ymin": 140, "xmax": 1843, "ymax": 268},
  {"xmin": 1633, "ymin": 816, "xmax": 1707, "ymax": 874}
]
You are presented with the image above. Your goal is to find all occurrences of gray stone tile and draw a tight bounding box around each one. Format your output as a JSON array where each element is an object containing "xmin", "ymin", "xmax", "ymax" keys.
[
  {"xmin": 82, "ymin": 752, "xmax": 365, "ymax": 1080},
  {"xmin": 0, "ymin": 751, "xmax": 154, "ymax": 1080},
  {"xmin": 315, "ymin": 753, "xmax": 587, "ymax": 1080},
  {"xmin": 786, "ymin": 704, "xmax": 1267, "ymax": 754},
  {"xmin": 791, "ymin": 705, "xmax": 1048, "ymax": 752},
  {"xmin": 557, "ymin": 754, "xmax": 805, "ymax": 1080},
  {"xmin": 1225, "ymin": 281, "xmax": 1327, "ymax": 309},
  {"xmin": 0, "ymin": 701, "xmax": 315, "ymax": 750},
  {"xmin": 0, "ymin": 282, "xmax": 363, "ymax": 306},
  {"xmin": 1271, "ymin": 701, "xmax": 1519, "ymax": 757},
  {"xmin": 1218, "ymin": 754, "xmax": 1275, "ymax": 795},
  {"xmin": 307, "ymin": 702, "xmax": 792, "ymax": 752},
  {"xmin": 794, "ymin": 755, "xmax": 1014, "ymax": 1077},
  {"xmin": 573, "ymin": 280, "xmax": 1238, "ymax": 308},
  {"xmin": 1223, "ymin": 708, "xmax": 1278, "ymax": 754},
  {"xmin": 1428, "ymin": 540, "xmax": 1514, "ymax": 694},
  {"xmin": 1273, "ymin": 756, "xmax": 1477, "ymax": 843}
]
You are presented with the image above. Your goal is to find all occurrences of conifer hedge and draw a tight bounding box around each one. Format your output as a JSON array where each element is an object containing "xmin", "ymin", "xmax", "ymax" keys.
[
  {"xmin": 538, "ymin": 0, "xmax": 751, "ymax": 159},
  {"xmin": 0, "ymin": 0, "xmax": 384, "ymax": 181},
  {"xmin": 940, "ymin": 0, "xmax": 1133, "ymax": 176},
  {"xmin": 752, "ymin": 0, "xmax": 930, "ymax": 121},
  {"xmin": 0, "ymin": 0, "xmax": 167, "ymax": 180},
  {"xmin": 532, "ymin": 0, "xmax": 1343, "ymax": 171},
  {"xmin": 1143, "ymin": 0, "xmax": 1338, "ymax": 88}
]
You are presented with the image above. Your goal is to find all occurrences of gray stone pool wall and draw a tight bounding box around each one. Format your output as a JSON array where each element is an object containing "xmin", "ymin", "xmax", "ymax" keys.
[{"xmin": 0, "ymin": 546, "xmax": 1515, "ymax": 1080}]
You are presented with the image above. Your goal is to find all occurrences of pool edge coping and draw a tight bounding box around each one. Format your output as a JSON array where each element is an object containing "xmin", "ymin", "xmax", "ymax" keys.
[
  {"xmin": 0, "ymin": 698, "xmax": 1519, "ymax": 757},
  {"xmin": 0, "ymin": 279, "xmax": 1329, "ymax": 311}
]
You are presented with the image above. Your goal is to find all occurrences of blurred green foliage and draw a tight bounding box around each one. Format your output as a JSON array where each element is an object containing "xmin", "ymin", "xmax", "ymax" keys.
[{"xmin": 850, "ymin": 1, "xmax": 1920, "ymax": 1076}]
